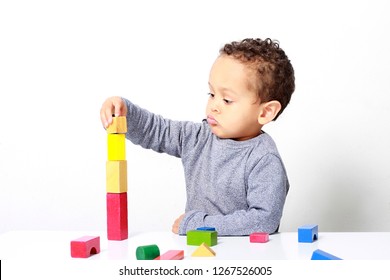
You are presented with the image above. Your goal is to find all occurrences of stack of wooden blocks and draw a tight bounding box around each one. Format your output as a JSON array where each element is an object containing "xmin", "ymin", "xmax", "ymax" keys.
[{"xmin": 106, "ymin": 116, "xmax": 128, "ymax": 240}]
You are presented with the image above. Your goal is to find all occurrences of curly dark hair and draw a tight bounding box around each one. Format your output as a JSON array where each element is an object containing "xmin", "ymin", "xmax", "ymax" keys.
[{"xmin": 220, "ymin": 38, "xmax": 295, "ymax": 120}]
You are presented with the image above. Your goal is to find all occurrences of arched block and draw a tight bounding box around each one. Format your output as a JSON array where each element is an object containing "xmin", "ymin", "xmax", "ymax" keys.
[
  {"xmin": 298, "ymin": 224, "xmax": 318, "ymax": 243},
  {"xmin": 70, "ymin": 236, "xmax": 100, "ymax": 258}
]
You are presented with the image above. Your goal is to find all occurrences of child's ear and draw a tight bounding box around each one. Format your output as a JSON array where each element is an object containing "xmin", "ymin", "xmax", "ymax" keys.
[{"xmin": 257, "ymin": 100, "xmax": 282, "ymax": 125}]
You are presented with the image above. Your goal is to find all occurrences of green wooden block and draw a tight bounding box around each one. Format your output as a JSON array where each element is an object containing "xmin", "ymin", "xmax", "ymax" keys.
[
  {"xmin": 186, "ymin": 230, "xmax": 217, "ymax": 246},
  {"xmin": 136, "ymin": 244, "xmax": 160, "ymax": 260}
]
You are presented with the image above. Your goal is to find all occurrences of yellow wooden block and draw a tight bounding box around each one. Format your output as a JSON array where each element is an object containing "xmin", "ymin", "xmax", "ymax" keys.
[
  {"xmin": 191, "ymin": 242, "xmax": 216, "ymax": 257},
  {"xmin": 106, "ymin": 116, "xmax": 127, "ymax": 134},
  {"xmin": 106, "ymin": 160, "xmax": 127, "ymax": 193},
  {"xmin": 107, "ymin": 134, "xmax": 126, "ymax": 160}
]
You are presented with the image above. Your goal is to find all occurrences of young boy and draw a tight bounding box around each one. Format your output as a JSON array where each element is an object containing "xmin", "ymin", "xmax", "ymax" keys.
[{"xmin": 100, "ymin": 38, "xmax": 295, "ymax": 236}]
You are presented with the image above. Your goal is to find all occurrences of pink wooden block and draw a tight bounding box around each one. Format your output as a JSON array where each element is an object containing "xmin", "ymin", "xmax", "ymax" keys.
[
  {"xmin": 249, "ymin": 232, "xmax": 269, "ymax": 243},
  {"xmin": 70, "ymin": 236, "xmax": 100, "ymax": 258},
  {"xmin": 154, "ymin": 250, "xmax": 184, "ymax": 260},
  {"xmin": 107, "ymin": 193, "xmax": 128, "ymax": 240}
]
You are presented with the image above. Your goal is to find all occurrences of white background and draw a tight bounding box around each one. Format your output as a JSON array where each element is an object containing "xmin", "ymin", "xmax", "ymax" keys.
[{"xmin": 1, "ymin": 0, "xmax": 390, "ymax": 235}]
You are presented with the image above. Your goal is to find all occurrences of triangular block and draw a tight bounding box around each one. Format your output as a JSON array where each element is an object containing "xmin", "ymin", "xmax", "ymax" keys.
[
  {"xmin": 191, "ymin": 242, "xmax": 216, "ymax": 257},
  {"xmin": 311, "ymin": 249, "xmax": 342, "ymax": 260}
]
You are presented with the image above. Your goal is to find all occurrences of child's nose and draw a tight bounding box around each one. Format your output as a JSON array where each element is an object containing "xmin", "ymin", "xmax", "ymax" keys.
[
  {"xmin": 210, "ymin": 100, "xmax": 221, "ymax": 113},
  {"xmin": 211, "ymin": 105, "xmax": 220, "ymax": 113}
]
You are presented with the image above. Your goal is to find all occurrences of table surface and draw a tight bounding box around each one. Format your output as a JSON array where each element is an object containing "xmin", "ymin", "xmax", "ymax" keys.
[{"xmin": 1, "ymin": 230, "xmax": 390, "ymax": 260}]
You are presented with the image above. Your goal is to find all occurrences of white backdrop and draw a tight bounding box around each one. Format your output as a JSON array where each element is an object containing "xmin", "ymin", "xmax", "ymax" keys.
[{"xmin": 1, "ymin": 0, "xmax": 389, "ymax": 235}]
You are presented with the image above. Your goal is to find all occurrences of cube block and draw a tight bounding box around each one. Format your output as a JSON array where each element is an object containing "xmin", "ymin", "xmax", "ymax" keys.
[
  {"xmin": 106, "ymin": 116, "xmax": 127, "ymax": 134},
  {"xmin": 107, "ymin": 193, "xmax": 128, "ymax": 240},
  {"xmin": 70, "ymin": 236, "xmax": 100, "ymax": 258},
  {"xmin": 249, "ymin": 232, "xmax": 269, "ymax": 243},
  {"xmin": 186, "ymin": 230, "xmax": 217, "ymax": 246},
  {"xmin": 107, "ymin": 134, "xmax": 126, "ymax": 161},
  {"xmin": 106, "ymin": 160, "xmax": 127, "ymax": 193}
]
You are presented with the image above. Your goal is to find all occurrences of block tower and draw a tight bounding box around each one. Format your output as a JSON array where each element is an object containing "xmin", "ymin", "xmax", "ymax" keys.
[{"xmin": 106, "ymin": 116, "xmax": 128, "ymax": 240}]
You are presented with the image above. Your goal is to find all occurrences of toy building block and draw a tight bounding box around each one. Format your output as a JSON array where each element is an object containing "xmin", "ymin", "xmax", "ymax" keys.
[
  {"xmin": 249, "ymin": 232, "xmax": 269, "ymax": 243},
  {"xmin": 298, "ymin": 224, "xmax": 318, "ymax": 243},
  {"xmin": 154, "ymin": 250, "xmax": 184, "ymax": 260},
  {"xmin": 70, "ymin": 236, "xmax": 100, "ymax": 258},
  {"xmin": 106, "ymin": 116, "xmax": 127, "ymax": 134},
  {"xmin": 107, "ymin": 193, "xmax": 128, "ymax": 240},
  {"xmin": 136, "ymin": 244, "xmax": 160, "ymax": 260},
  {"xmin": 106, "ymin": 160, "xmax": 128, "ymax": 193},
  {"xmin": 187, "ymin": 230, "xmax": 217, "ymax": 246},
  {"xmin": 107, "ymin": 134, "xmax": 126, "ymax": 161},
  {"xmin": 196, "ymin": 227, "xmax": 216, "ymax": 231},
  {"xmin": 191, "ymin": 242, "xmax": 216, "ymax": 257},
  {"xmin": 311, "ymin": 249, "xmax": 342, "ymax": 260}
]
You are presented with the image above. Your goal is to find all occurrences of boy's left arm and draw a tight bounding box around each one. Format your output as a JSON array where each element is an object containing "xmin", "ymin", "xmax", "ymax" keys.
[
  {"xmin": 172, "ymin": 213, "xmax": 185, "ymax": 234},
  {"xmin": 177, "ymin": 154, "xmax": 289, "ymax": 236}
]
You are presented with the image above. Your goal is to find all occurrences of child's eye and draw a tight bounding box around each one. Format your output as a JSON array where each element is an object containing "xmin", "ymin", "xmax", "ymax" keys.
[
  {"xmin": 223, "ymin": 99, "xmax": 233, "ymax": 104},
  {"xmin": 208, "ymin": 92, "xmax": 215, "ymax": 98}
]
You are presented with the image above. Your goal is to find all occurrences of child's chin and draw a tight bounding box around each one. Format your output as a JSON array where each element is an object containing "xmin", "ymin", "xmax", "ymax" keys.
[{"xmin": 211, "ymin": 131, "xmax": 230, "ymax": 139}]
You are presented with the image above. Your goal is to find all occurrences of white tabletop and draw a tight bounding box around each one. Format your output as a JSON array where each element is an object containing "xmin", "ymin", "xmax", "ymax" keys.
[{"xmin": 1, "ymin": 230, "xmax": 390, "ymax": 260}]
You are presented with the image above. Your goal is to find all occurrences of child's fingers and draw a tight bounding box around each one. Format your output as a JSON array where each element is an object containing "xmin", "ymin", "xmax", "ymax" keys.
[
  {"xmin": 112, "ymin": 97, "xmax": 126, "ymax": 117},
  {"xmin": 100, "ymin": 99, "xmax": 115, "ymax": 128},
  {"xmin": 100, "ymin": 97, "xmax": 127, "ymax": 128}
]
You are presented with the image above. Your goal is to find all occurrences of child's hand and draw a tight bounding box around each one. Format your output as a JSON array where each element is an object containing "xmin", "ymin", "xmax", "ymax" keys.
[
  {"xmin": 100, "ymin": 96, "xmax": 127, "ymax": 129},
  {"xmin": 172, "ymin": 213, "xmax": 185, "ymax": 234}
]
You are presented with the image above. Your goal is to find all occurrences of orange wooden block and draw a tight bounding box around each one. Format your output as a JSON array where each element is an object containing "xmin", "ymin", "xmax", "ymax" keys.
[
  {"xmin": 154, "ymin": 250, "xmax": 184, "ymax": 260},
  {"xmin": 106, "ymin": 160, "xmax": 127, "ymax": 193},
  {"xmin": 106, "ymin": 116, "xmax": 127, "ymax": 134},
  {"xmin": 70, "ymin": 236, "xmax": 100, "ymax": 258}
]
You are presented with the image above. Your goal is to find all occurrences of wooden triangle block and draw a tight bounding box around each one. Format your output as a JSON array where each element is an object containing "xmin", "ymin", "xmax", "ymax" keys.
[{"xmin": 191, "ymin": 242, "xmax": 216, "ymax": 257}]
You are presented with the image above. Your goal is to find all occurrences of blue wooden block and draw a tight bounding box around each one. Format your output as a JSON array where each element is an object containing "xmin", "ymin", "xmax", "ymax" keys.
[
  {"xmin": 311, "ymin": 249, "xmax": 342, "ymax": 260},
  {"xmin": 298, "ymin": 224, "xmax": 318, "ymax": 243},
  {"xmin": 196, "ymin": 227, "xmax": 216, "ymax": 231}
]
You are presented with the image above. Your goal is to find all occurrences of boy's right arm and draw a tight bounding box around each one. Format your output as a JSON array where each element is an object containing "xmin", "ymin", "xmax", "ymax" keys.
[
  {"xmin": 100, "ymin": 96, "xmax": 128, "ymax": 128},
  {"xmin": 101, "ymin": 96, "xmax": 204, "ymax": 158}
]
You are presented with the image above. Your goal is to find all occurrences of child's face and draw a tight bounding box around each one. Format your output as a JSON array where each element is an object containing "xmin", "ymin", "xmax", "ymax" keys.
[{"xmin": 206, "ymin": 55, "xmax": 262, "ymax": 141}]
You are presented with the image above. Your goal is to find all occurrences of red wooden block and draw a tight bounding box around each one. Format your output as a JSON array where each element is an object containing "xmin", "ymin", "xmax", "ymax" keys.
[
  {"xmin": 70, "ymin": 236, "xmax": 100, "ymax": 258},
  {"xmin": 154, "ymin": 250, "xmax": 184, "ymax": 260},
  {"xmin": 107, "ymin": 193, "xmax": 128, "ymax": 240},
  {"xmin": 249, "ymin": 232, "xmax": 269, "ymax": 243}
]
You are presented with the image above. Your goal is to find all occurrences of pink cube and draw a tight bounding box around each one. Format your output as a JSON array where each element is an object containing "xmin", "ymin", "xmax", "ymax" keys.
[
  {"xmin": 70, "ymin": 236, "xmax": 100, "ymax": 258},
  {"xmin": 249, "ymin": 232, "xmax": 269, "ymax": 243}
]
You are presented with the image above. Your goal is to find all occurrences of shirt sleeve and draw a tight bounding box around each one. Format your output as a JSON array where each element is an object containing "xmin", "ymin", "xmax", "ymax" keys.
[
  {"xmin": 178, "ymin": 153, "xmax": 289, "ymax": 236},
  {"xmin": 122, "ymin": 98, "xmax": 201, "ymax": 158}
]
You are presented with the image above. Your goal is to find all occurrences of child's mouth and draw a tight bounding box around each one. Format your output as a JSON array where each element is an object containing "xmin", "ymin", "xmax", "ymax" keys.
[{"xmin": 207, "ymin": 115, "xmax": 218, "ymax": 125}]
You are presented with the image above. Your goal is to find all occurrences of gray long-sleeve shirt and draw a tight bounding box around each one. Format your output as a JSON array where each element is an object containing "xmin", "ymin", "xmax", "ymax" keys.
[{"xmin": 123, "ymin": 98, "xmax": 289, "ymax": 236}]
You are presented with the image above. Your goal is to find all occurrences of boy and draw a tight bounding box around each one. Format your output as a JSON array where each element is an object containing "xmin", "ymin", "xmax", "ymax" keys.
[{"xmin": 100, "ymin": 38, "xmax": 295, "ymax": 236}]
